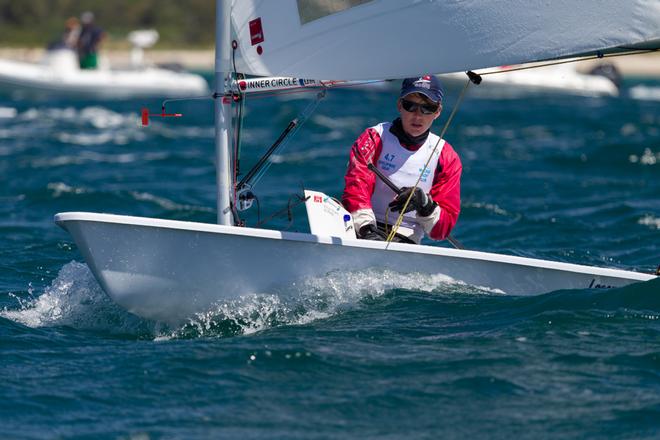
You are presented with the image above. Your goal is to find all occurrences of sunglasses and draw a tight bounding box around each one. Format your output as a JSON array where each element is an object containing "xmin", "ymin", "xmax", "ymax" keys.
[{"xmin": 400, "ymin": 99, "xmax": 439, "ymax": 115}]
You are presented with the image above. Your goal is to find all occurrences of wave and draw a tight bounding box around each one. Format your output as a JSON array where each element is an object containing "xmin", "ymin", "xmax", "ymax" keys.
[
  {"xmin": 638, "ymin": 214, "xmax": 660, "ymax": 230},
  {"xmin": 0, "ymin": 105, "xmax": 214, "ymax": 147},
  {"xmin": 3, "ymin": 257, "xmax": 656, "ymax": 341},
  {"xmin": 32, "ymin": 151, "xmax": 143, "ymax": 167},
  {"xmin": 1, "ymin": 262, "xmax": 502, "ymax": 340},
  {"xmin": 477, "ymin": 277, "xmax": 660, "ymax": 331},
  {"xmin": 1, "ymin": 262, "xmax": 153, "ymax": 336},
  {"xmin": 270, "ymin": 147, "xmax": 344, "ymax": 164},
  {"xmin": 180, "ymin": 269, "xmax": 499, "ymax": 336},
  {"xmin": 5, "ymin": 261, "xmax": 657, "ymax": 338},
  {"xmin": 152, "ymin": 267, "xmax": 503, "ymax": 339},
  {"xmin": 44, "ymin": 182, "xmax": 213, "ymax": 215},
  {"xmin": 128, "ymin": 191, "xmax": 214, "ymax": 213},
  {"xmin": 628, "ymin": 148, "xmax": 659, "ymax": 166},
  {"xmin": 462, "ymin": 201, "xmax": 512, "ymax": 217},
  {"xmin": 311, "ymin": 114, "xmax": 365, "ymax": 131},
  {"xmin": 630, "ymin": 85, "xmax": 660, "ymax": 101},
  {"xmin": 0, "ymin": 106, "xmax": 17, "ymax": 118},
  {"xmin": 17, "ymin": 106, "xmax": 134, "ymax": 128}
]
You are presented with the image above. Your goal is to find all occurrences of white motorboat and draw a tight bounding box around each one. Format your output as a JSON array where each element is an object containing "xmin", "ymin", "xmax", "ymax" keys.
[
  {"xmin": 0, "ymin": 30, "xmax": 209, "ymax": 99},
  {"xmin": 439, "ymin": 62, "xmax": 621, "ymax": 98},
  {"xmin": 55, "ymin": 0, "xmax": 659, "ymax": 323}
]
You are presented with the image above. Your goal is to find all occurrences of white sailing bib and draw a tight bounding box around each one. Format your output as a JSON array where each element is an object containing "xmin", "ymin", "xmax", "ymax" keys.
[{"xmin": 370, "ymin": 122, "xmax": 444, "ymax": 238}]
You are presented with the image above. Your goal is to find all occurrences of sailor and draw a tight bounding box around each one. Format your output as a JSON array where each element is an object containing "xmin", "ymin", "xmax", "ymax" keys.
[
  {"xmin": 47, "ymin": 17, "xmax": 81, "ymax": 51},
  {"xmin": 342, "ymin": 75, "xmax": 462, "ymax": 244},
  {"xmin": 77, "ymin": 11, "xmax": 105, "ymax": 69}
]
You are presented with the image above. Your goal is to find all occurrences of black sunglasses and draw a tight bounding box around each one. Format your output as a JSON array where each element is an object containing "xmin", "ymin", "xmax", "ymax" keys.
[{"xmin": 400, "ymin": 99, "xmax": 439, "ymax": 115}]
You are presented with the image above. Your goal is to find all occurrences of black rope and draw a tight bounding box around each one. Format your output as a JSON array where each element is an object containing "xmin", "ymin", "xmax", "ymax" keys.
[
  {"xmin": 160, "ymin": 95, "xmax": 212, "ymax": 114},
  {"xmin": 231, "ymin": 40, "xmax": 239, "ymax": 72},
  {"xmin": 255, "ymin": 194, "xmax": 309, "ymax": 229},
  {"xmin": 230, "ymin": 41, "xmax": 246, "ymax": 226},
  {"xmin": 236, "ymin": 119, "xmax": 298, "ymax": 191},
  {"xmin": 234, "ymin": 74, "xmax": 245, "ymax": 177},
  {"xmin": 230, "ymin": 203, "xmax": 244, "ymax": 227},
  {"xmin": 254, "ymin": 193, "xmax": 261, "ymax": 225}
]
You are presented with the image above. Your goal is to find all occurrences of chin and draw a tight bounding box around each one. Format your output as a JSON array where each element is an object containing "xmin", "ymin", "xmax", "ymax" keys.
[{"xmin": 402, "ymin": 125, "xmax": 419, "ymax": 136}]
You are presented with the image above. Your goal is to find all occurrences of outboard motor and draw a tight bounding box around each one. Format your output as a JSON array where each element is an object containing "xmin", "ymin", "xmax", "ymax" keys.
[
  {"xmin": 128, "ymin": 29, "xmax": 159, "ymax": 68},
  {"xmin": 588, "ymin": 62, "xmax": 623, "ymax": 89}
]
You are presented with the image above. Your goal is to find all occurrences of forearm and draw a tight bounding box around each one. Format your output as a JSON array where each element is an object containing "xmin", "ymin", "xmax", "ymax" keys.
[
  {"xmin": 426, "ymin": 143, "xmax": 462, "ymax": 240},
  {"xmin": 342, "ymin": 128, "xmax": 380, "ymax": 212}
]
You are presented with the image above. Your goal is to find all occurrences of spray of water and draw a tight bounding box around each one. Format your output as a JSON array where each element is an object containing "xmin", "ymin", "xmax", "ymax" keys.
[{"xmin": 2, "ymin": 261, "xmax": 501, "ymax": 340}]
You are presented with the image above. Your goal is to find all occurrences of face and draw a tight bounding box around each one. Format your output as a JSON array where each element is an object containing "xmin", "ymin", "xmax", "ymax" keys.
[{"xmin": 397, "ymin": 93, "xmax": 441, "ymax": 138}]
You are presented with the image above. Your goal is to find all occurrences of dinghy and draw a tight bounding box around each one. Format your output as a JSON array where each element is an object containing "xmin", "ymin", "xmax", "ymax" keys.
[
  {"xmin": 55, "ymin": 0, "xmax": 659, "ymax": 323},
  {"xmin": 0, "ymin": 30, "xmax": 209, "ymax": 99}
]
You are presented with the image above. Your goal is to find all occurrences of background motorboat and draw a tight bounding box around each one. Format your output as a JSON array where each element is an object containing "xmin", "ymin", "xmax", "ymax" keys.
[
  {"xmin": 0, "ymin": 29, "xmax": 209, "ymax": 99},
  {"xmin": 439, "ymin": 62, "xmax": 621, "ymax": 98}
]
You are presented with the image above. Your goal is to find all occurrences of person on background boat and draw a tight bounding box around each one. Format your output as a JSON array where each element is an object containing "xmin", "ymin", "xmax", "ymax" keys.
[
  {"xmin": 77, "ymin": 11, "xmax": 105, "ymax": 69},
  {"xmin": 47, "ymin": 16, "xmax": 81, "ymax": 51},
  {"xmin": 342, "ymin": 75, "xmax": 462, "ymax": 244}
]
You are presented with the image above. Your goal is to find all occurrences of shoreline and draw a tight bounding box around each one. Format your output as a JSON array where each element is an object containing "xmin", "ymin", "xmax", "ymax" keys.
[
  {"xmin": 0, "ymin": 48, "xmax": 215, "ymax": 71},
  {"xmin": 0, "ymin": 48, "xmax": 659, "ymax": 77}
]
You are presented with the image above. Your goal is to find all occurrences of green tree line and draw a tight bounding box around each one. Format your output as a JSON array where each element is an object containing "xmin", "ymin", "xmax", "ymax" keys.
[{"xmin": 0, "ymin": 0, "xmax": 216, "ymax": 48}]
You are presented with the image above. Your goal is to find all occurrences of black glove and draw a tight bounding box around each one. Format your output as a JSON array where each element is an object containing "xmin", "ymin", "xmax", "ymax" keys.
[
  {"xmin": 358, "ymin": 224, "xmax": 387, "ymax": 241},
  {"xmin": 388, "ymin": 187, "xmax": 437, "ymax": 217}
]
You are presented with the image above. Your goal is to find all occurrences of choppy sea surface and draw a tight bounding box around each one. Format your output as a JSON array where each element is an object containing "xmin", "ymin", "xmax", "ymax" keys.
[{"xmin": 1, "ymin": 71, "xmax": 659, "ymax": 439}]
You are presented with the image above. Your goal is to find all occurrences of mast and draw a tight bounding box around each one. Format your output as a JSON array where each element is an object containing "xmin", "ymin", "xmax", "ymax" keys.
[{"xmin": 214, "ymin": 0, "xmax": 233, "ymax": 225}]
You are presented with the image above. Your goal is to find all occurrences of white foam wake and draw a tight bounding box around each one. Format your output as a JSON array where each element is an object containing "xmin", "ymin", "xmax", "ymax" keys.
[
  {"xmin": 3, "ymin": 262, "xmax": 500, "ymax": 339},
  {"xmin": 1, "ymin": 261, "xmax": 149, "ymax": 333},
  {"xmin": 170, "ymin": 269, "xmax": 501, "ymax": 339}
]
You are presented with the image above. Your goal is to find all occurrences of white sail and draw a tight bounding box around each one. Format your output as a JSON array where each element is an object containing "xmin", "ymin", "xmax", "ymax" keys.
[{"xmin": 231, "ymin": 0, "xmax": 660, "ymax": 80}]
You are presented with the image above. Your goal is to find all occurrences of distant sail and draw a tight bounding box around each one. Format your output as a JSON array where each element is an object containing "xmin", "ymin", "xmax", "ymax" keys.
[{"xmin": 230, "ymin": 0, "xmax": 660, "ymax": 80}]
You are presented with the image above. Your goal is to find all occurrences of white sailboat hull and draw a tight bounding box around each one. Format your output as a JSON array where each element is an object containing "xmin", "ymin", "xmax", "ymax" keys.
[
  {"xmin": 54, "ymin": 212, "xmax": 655, "ymax": 323},
  {"xmin": 0, "ymin": 51, "xmax": 209, "ymax": 99}
]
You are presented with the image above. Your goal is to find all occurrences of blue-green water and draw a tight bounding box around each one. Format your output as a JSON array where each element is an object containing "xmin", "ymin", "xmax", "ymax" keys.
[{"xmin": 1, "ymin": 75, "xmax": 659, "ymax": 439}]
